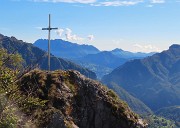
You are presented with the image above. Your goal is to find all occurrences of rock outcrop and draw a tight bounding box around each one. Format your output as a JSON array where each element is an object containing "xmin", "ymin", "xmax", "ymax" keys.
[{"xmin": 19, "ymin": 69, "xmax": 146, "ymax": 128}]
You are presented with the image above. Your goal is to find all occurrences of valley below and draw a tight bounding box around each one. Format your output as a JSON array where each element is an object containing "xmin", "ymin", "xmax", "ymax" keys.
[{"xmin": 0, "ymin": 34, "xmax": 179, "ymax": 128}]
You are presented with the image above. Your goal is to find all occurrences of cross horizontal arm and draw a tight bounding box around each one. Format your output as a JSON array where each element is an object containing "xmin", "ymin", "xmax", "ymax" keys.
[
  {"xmin": 42, "ymin": 28, "xmax": 58, "ymax": 30},
  {"xmin": 42, "ymin": 28, "xmax": 49, "ymax": 30},
  {"xmin": 51, "ymin": 28, "xmax": 58, "ymax": 30}
]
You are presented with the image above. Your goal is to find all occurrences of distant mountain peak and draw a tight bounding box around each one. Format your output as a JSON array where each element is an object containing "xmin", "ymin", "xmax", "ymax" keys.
[
  {"xmin": 34, "ymin": 39, "xmax": 100, "ymax": 59},
  {"xmin": 112, "ymin": 48, "xmax": 124, "ymax": 52},
  {"xmin": 0, "ymin": 34, "xmax": 97, "ymax": 79},
  {"xmin": 169, "ymin": 44, "xmax": 180, "ymax": 49},
  {"xmin": 102, "ymin": 44, "xmax": 180, "ymax": 111}
]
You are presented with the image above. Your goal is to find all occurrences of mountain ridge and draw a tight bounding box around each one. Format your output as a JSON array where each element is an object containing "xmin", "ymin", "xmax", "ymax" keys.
[
  {"xmin": 34, "ymin": 39, "xmax": 100, "ymax": 59},
  {"xmin": 102, "ymin": 44, "xmax": 180, "ymax": 111},
  {"xmin": 0, "ymin": 33, "xmax": 97, "ymax": 79},
  {"xmin": 75, "ymin": 51, "xmax": 127, "ymax": 69},
  {"xmin": 110, "ymin": 48, "xmax": 155, "ymax": 59},
  {"xmin": 33, "ymin": 39, "xmax": 156, "ymax": 79},
  {"xmin": 18, "ymin": 69, "xmax": 146, "ymax": 128},
  {"xmin": 34, "ymin": 39, "xmax": 155, "ymax": 60}
]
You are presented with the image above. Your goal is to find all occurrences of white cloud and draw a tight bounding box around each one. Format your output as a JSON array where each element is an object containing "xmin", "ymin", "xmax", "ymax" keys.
[
  {"xmin": 65, "ymin": 28, "xmax": 84, "ymax": 41},
  {"xmin": 96, "ymin": 0, "xmax": 144, "ymax": 6},
  {"xmin": 56, "ymin": 29, "xmax": 64, "ymax": 37},
  {"xmin": 32, "ymin": 0, "xmax": 96, "ymax": 3},
  {"xmin": 54, "ymin": 27, "xmax": 94, "ymax": 42},
  {"xmin": 133, "ymin": 44, "xmax": 161, "ymax": 52},
  {"xmin": 31, "ymin": 0, "xmax": 145, "ymax": 6},
  {"xmin": 65, "ymin": 28, "xmax": 72, "ymax": 40},
  {"xmin": 150, "ymin": 0, "xmax": 165, "ymax": 4},
  {"xmin": 87, "ymin": 35, "xmax": 94, "ymax": 41},
  {"xmin": 25, "ymin": 0, "xmax": 172, "ymax": 6}
]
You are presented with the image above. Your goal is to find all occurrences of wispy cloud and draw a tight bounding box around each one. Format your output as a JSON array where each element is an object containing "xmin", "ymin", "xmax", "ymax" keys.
[
  {"xmin": 56, "ymin": 28, "xmax": 64, "ymax": 37},
  {"xmin": 93, "ymin": 0, "xmax": 144, "ymax": 7},
  {"xmin": 55, "ymin": 28, "xmax": 95, "ymax": 42},
  {"xmin": 32, "ymin": 0, "xmax": 97, "ymax": 4},
  {"xmin": 150, "ymin": 0, "xmax": 165, "ymax": 4},
  {"xmin": 133, "ymin": 44, "xmax": 161, "ymax": 52},
  {"xmin": 87, "ymin": 35, "xmax": 94, "ymax": 41},
  {"xmin": 65, "ymin": 28, "xmax": 84, "ymax": 41},
  {"xmin": 30, "ymin": 0, "xmax": 170, "ymax": 6},
  {"xmin": 31, "ymin": 0, "xmax": 145, "ymax": 6}
]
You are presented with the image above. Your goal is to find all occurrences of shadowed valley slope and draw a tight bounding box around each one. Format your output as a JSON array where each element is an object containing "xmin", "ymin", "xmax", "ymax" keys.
[{"xmin": 102, "ymin": 44, "xmax": 180, "ymax": 111}]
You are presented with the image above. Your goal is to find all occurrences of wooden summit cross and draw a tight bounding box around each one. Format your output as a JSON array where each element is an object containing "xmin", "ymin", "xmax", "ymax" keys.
[{"xmin": 42, "ymin": 14, "xmax": 58, "ymax": 71}]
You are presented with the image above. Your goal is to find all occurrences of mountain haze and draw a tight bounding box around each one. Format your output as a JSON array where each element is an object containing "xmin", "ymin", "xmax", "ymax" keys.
[
  {"xmin": 0, "ymin": 34, "xmax": 96, "ymax": 79},
  {"xmin": 102, "ymin": 44, "xmax": 180, "ymax": 111},
  {"xmin": 74, "ymin": 51, "xmax": 127, "ymax": 78},
  {"xmin": 75, "ymin": 51, "xmax": 127, "ymax": 69},
  {"xmin": 34, "ymin": 39, "xmax": 100, "ymax": 59},
  {"xmin": 111, "ymin": 48, "xmax": 155, "ymax": 59},
  {"xmin": 34, "ymin": 39, "xmax": 156, "ymax": 78}
]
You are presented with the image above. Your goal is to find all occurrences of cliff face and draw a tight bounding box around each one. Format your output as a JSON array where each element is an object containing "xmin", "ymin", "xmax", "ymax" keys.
[{"xmin": 19, "ymin": 69, "xmax": 146, "ymax": 128}]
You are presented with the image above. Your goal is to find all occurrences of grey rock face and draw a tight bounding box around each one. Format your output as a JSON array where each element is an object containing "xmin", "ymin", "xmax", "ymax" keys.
[{"xmin": 20, "ymin": 69, "xmax": 146, "ymax": 128}]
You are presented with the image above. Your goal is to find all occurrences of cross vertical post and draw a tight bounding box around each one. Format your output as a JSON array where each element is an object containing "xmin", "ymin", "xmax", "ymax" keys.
[{"xmin": 42, "ymin": 14, "xmax": 58, "ymax": 71}]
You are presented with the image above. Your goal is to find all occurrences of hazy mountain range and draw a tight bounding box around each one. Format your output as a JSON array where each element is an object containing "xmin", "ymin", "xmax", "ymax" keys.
[
  {"xmin": 34, "ymin": 39, "xmax": 100, "ymax": 59},
  {"xmin": 111, "ymin": 48, "xmax": 155, "ymax": 59},
  {"xmin": 0, "ymin": 34, "xmax": 96, "ymax": 79},
  {"xmin": 34, "ymin": 39, "xmax": 155, "ymax": 78},
  {"xmin": 102, "ymin": 44, "xmax": 180, "ymax": 111},
  {"xmin": 1, "ymin": 33, "xmax": 179, "ymax": 127}
]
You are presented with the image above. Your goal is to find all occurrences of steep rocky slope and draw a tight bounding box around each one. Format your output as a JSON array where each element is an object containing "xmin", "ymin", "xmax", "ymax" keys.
[
  {"xmin": 102, "ymin": 44, "xmax": 180, "ymax": 111},
  {"xmin": 19, "ymin": 69, "xmax": 146, "ymax": 128},
  {"xmin": 106, "ymin": 82, "xmax": 153, "ymax": 115},
  {"xmin": 0, "ymin": 34, "xmax": 96, "ymax": 79}
]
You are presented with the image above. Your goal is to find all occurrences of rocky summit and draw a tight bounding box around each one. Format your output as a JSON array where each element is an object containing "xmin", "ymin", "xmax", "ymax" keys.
[{"xmin": 19, "ymin": 69, "xmax": 146, "ymax": 128}]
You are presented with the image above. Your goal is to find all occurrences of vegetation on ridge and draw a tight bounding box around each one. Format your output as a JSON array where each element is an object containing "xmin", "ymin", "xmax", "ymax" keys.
[
  {"xmin": 0, "ymin": 48, "xmax": 146, "ymax": 127},
  {"xmin": 18, "ymin": 69, "xmax": 145, "ymax": 127},
  {"xmin": 0, "ymin": 48, "xmax": 47, "ymax": 127}
]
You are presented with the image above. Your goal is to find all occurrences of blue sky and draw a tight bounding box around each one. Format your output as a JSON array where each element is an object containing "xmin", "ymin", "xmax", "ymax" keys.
[{"xmin": 0, "ymin": 0, "xmax": 180, "ymax": 52}]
